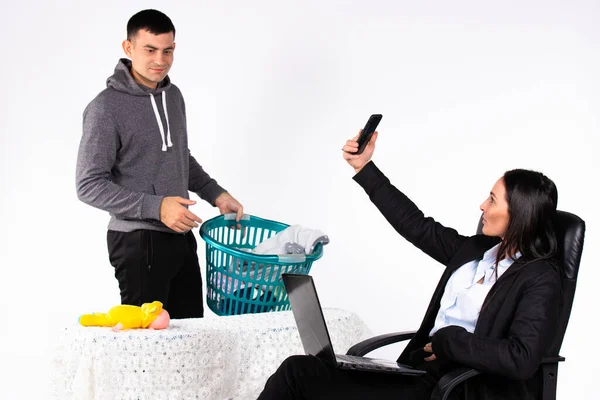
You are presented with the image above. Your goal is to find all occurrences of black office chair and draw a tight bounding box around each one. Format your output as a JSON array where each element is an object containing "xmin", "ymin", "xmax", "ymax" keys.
[{"xmin": 346, "ymin": 210, "xmax": 585, "ymax": 400}]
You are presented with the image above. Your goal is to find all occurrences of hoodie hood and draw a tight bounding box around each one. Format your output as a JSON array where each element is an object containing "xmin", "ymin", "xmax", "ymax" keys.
[
  {"xmin": 106, "ymin": 58, "xmax": 171, "ymax": 96},
  {"xmin": 107, "ymin": 58, "xmax": 173, "ymax": 151}
]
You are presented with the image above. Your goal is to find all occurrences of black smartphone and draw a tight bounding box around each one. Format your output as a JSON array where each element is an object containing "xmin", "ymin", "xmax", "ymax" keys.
[{"xmin": 356, "ymin": 114, "xmax": 382, "ymax": 154}]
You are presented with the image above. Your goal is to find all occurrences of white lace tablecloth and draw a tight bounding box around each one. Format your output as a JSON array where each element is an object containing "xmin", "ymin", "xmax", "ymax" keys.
[{"xmin": 49, "ymin": 308, "xmax": 372, "ymax": 400}]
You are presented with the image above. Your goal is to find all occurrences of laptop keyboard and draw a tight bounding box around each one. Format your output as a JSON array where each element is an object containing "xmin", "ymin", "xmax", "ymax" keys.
[
  {"xmin": 336, "ymin": 354, "xmax": 425, "ymax": 375},
  {"xmin": 337, "ymin": 354, "xmax": 389, "ymax": 367}
]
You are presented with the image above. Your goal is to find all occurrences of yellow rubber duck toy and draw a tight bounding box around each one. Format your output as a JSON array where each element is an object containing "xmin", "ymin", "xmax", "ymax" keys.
[{"xmin": 79, "ymin": 301, "xmax": 170, "ymax": 331}]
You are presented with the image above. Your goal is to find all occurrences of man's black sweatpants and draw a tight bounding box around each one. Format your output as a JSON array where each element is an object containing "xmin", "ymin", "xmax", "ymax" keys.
[{"xmin": 107, "ymin": 229, "xmax": 204, "ymax": 318}]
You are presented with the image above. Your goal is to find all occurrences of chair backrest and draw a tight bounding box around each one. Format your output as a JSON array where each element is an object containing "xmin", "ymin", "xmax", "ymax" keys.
[{"xmin": 476, "ymin": 210, "xmax": 585, "ymax": 355}]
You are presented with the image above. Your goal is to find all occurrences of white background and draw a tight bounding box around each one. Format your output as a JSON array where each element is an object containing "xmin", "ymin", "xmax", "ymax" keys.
[{"xmin": 0, "ymin": 0, "xmax": 598, "ymax": 398}]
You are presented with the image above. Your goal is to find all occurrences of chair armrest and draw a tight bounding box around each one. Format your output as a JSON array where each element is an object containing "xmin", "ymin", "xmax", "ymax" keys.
[
  {"xmin": 430, "ymin": 356, "xmax": 566, "ymax": 400},
  {"xmin": 346, "ymin": 331, "xmax": 417, "ymax": 357},
  {"xmin": 542, "ymin": 356, "xmax": 565, "ymax": 363},
  {"xmin": 430, "ymin": 367, "xmax": 481, "ymax": 400}
]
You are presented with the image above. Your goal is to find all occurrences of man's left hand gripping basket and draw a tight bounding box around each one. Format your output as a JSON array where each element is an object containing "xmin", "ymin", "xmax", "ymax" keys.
[{"xmin": 200, "ymin": 214, "xmax": 324, "ymax": 316}]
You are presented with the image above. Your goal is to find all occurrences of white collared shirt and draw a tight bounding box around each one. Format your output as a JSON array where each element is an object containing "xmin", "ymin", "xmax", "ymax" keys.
[{"xmin": 429, "ymin": 243, "xmax": 521, "ymax": 336}]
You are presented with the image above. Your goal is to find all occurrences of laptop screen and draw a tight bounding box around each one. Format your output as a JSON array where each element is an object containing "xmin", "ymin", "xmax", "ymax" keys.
[{"xmin": 282, "ymin": 274, "xmax": 337, "ymax": 364}]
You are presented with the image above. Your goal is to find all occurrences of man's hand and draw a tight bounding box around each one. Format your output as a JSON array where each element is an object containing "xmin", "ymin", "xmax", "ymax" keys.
[
  {"xmin": 342, "ymin": 130, "xmax": 379, "ymax": 174},
  {"xmin": 160, "ymin": 196, "xmax": 202, "ymax": 233},
  {"xmin": 215, "ymin": 192, "xmax": 244, "ymax": 222},
  {"xmin": 423, "ymin": 342, "xmax": 437, "ymax": 362}
]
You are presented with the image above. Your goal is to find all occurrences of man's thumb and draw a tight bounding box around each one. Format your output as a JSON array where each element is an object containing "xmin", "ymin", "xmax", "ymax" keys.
[{"xmin": 176, "ymin": 197, "xmax": 197, "ymax": 205}]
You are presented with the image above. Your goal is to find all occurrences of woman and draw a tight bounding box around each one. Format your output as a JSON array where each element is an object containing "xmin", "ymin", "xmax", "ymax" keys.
[{"xmin": 258, "ymin": 130, "xmax": 561, "ymax": 400}]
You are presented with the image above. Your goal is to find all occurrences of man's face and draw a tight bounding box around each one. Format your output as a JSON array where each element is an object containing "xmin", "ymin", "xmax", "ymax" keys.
[{"xmin": 122, "ymin": 29, "xmax": 175, "ymax": 89}]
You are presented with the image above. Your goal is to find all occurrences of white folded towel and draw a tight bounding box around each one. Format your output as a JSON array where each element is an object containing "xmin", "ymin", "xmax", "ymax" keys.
[{"xmin": 252, "ymin": 225, "xmax": 329, "ymax": 255}]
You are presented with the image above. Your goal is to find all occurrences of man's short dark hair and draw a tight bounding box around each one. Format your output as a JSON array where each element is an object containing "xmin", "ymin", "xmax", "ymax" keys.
[{"xmin": 127, "ymin": 9, "xmax": 175, "ymax": 40}]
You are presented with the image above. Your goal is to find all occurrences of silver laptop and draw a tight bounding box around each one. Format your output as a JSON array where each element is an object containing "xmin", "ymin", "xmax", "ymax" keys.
[{"xmin": 282, "ymin": 273, "xmax": 426, "ymax": 375}]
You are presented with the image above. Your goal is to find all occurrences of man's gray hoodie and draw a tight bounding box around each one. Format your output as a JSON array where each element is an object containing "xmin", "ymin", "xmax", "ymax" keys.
[{"xmin": 76, "ymin": 58, "xmax": 225, "ymax": 232}]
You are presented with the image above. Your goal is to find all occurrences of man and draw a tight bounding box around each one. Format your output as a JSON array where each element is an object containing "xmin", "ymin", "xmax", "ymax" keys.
[{"xmin": 76, "ymin": 9, "xmax": 243, "ymax": 318}]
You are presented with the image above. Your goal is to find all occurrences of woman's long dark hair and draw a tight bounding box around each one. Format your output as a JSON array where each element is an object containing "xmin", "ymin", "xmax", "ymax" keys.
[{"xmin": 496, "ymin": 169, "xmax": 559, "ymax": 267}]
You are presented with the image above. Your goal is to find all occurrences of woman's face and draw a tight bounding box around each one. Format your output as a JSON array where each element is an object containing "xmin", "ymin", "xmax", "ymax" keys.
[{"xmin": 480, "ymin": 177, "xmax": 510, "ymax": 238}]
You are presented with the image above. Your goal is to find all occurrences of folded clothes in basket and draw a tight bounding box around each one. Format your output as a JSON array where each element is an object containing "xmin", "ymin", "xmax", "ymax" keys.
[
  {"xmin": 220, "ymin": 286, "xmax": 276, "ymax": 314},
  {"xmin": 252, "ymin": 225, "xmax": 330, "ymax": 255},
  {"xmin": 220, "ymin": 253, "xmax": 276, "ymax": 294},
  {"xmin": 218, "ymin": 225, "xmax": 329, "ymax": 296}
]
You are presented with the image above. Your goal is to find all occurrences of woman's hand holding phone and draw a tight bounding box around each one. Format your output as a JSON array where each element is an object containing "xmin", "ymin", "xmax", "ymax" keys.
[{"xmin": 342, "ymin": 129, "xmax": 379, "ymax": 174}]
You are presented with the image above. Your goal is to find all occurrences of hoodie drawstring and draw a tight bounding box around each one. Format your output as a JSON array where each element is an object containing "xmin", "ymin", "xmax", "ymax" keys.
[{"xmin": 149, "ymin": 92, "xmax": 172, "ymax": 151}]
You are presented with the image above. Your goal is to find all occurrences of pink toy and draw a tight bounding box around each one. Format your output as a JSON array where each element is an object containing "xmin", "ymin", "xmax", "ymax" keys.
[{"xmin": 146, "ymin": 309, "xmax": 171, "ymax": 330}]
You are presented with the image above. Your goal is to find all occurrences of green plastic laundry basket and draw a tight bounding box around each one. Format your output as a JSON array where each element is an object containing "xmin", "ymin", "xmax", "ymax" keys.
[{"xmin": 199, "ymin": 213, "xmax": 324, "ymax": 316}]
